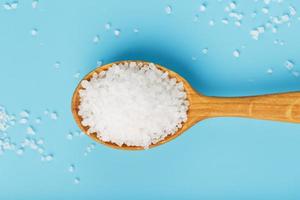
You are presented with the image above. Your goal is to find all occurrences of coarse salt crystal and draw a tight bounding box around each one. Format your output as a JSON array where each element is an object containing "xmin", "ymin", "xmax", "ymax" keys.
[
  {"xmin": 93, "ymin": 35, "xmax": 100, "ymax": 44},
  {"xmin": 199, "ymin": 4, "xmax": 206, "ymax": 12},
  {"xmin": 78, "ymin": 62, "xmax": 189, "ymax": 148},
  {"xmin": 32, "ymin": 0, "xmax": 38, "ymax": 9},
  {"xmin": 233, "ymin": 50, "xmax": 240, "ymax": 58},
  {"xmin": 165, "ymin": 5, "xmax": 172, "ymax": 14},
  {"xmin": 285, "ymin": 60, "xmax": 294, "ymax": 70},
  {"xmin": 114, "ymin": 29, "xmax": 121, "ymax": 37},
  {"xmin": 104, "ymin": 23, "xmax": 111, "ymax": 30},
  {"xmin": 31, "ymin": 29, "xmax": 38, "ymax": 36}
]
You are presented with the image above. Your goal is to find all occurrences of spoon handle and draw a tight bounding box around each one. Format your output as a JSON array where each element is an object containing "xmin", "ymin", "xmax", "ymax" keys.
[{"xmin": 196, "ymin": 92, "xmax": 300, "ymax": 123}]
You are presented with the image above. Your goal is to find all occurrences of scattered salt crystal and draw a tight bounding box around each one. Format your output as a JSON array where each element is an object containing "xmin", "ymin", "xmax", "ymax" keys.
[
  {"xmin": 97, "ymin": 60, "xmax": 103, "ymax": 66},
  {"xmin": 193, "ymin": 15, "xmax": 199, "ymax": 22},
  {"xmin": 74, "ymin": 177, "xmax": 80, "ymax": 184},
  {"xmin": 199, "ymin": 4, "xmax": 206, "ymax": 12},
  {"xmin": 37, "ymin": 147, "xmax": 44, "ymax": 154},
  {"xmin": 78, "ymin": 61, "xmax": 189, "ymax": 148},
  {"xmin": 66, "ymin": 132, "xmax": 73, "ymax": 140},
  {"xmin": 114, "ymin": 29, "xmax": 121, "ymax": 37},
  {"xmin": 285, "ymin": 60, "xmax": 294, "ymax": 70},
  {"xmin": 257, "ymin": 26, "xmax": 265, "ymax": 33},
  {"xmin": 44, "ymin": 154, "xmax": 53, "ymax": 161},
  {"xmin": 233, "ymin": 50, "xmax": 240, "ymax": 58},
  {"xmin": 26, "ymin": 126, "xmax": 36, "ymax": 135},
  {"xmin": 289, "ymin": 6, "xmax": 297, "ymax": 16},
  {"xmin": 44, "ymin": 110, "xmax": 49, "ymax": 115},
  {"xmin": 229, "ymin": 1, "xmax": 236, "ymax": 9},
  {"xmin": 50, "ymin": 112, "xmax": 58, "ymax": 120},
  {"xmin": 165, "ymin": 5, "xmax": 172, "ymax": 14},
  {"xmin": 0, "ymin": 107, "xmax": 14, "ymax": 132},
  {"xmin": 93, "ymin": 35, "xmax": 100, "ymax": 44},
  {"xmin": 10, "ymin": 1, "xmax": 17, "ymax": 9},
  {"xmin": 235, "ymin": 21, "xmax": 241, "ymax": 27},
  {"xmin": 31, "ymin": 29, "xmax": 38, "ymax": 37},
  {"xmin": 37, "ymin": 139, "xmax": 44, "ymax": 145},
  {"xmin": 264, "ymin": 0, "xmax": 271, "ymax": 4},
  {"xmin": 19, "ymin": 110, "xmax": 29, "ymax": 118},
  {"xmin": 68, "ymin": 164, "xmax": 75, "ymax": 173},
  {"xmin": 19, "ymin": 118, "xmax": 28, "ymax": 124},
  {"xmin": 262, "ymin": 7, "xmax": 269, "ymax": 14},
  {"xmin": 202, "ymin": 48, "xmax": 208, "ymax": 54},
  {"xmin": 104, "ymin": 23, "xmax": 111, "ymax": 30},
  {"xmin": 250, "ymin": 29, "xmax": 260, "ymax": 40},
  {"xmin": 74, "ymin": 72, "xmax": 80, "ymax": 79},
  {"xmin": 32, "ymin": 0, "xmax": 38, "ymax": 9},
  {"xmin": 3, "ymin": 3, "xmax": 12, "ymax": 10},
  {"xmin": 221, "ymin": 18, "xmax": 229, "ymax": 24},
  {"xmin": 16, "ymin": 148, "xmax": 24, "ymax": 155},
  {"xmin": 54, "ymin": 61, "xmax": 61, "ymax": 69},
  {"xmin": 133, "ymin": 28, "xmax": 139, "ymax": 33},
  {"xmin": 191, "ymin": 56, "xmax": 197, "ymax": 61},
  {"xmin": 209, "ymin": 20, "xmax": 215, "ymax": 26},
  {"xmin": 267, "ymin": 68, "xmax": 273, "ymax": 75}
]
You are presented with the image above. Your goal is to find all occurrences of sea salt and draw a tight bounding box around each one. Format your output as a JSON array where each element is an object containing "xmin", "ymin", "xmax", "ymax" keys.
[
  {"xmin": 68, "ymin": 164, "xmax": 75, "ymax": 173},
  {"xmin": 26, "ymin": 126, "xmax": 36, "ymax": 135},
  {"xmin": 78, "ymin": 62, "xmax": 189, "ymax": 148},
  {"xmin": 285, "ymin": 60, "xmax": 294, "ymax": 70},
  {"xmin": 74, "ymin": 177, "xmax": 80, "ymax": 184},
  {"xmin": 0, "ymin": 107, "xmax": 14, "ymax": 132},
  {"xmin": 165, "ymin": 5, "xmax": 172, "ymax": 14},
  {"xmin": 31, "ymin": 29, "xmax": 38, "ymax": 37},
  {"xmin": 199, "ymin": 4, "xmax": 206, "ymax": 12},
  {"xmin": 233, "ymin": 50, "xmax": 240, "ymax": 58},
  {"xmin": 32, "ymin": 0, "xmax": 38, "ymax": 9},
  {"xmin": 114, "ymin": 29, "xmax": 121, "ymax": 37},
  {"xmin": 93, "ymin": 35, "xmax": 100, "ymax": 44},
  {"xmin": 104, "ymin": 23, "xmax": 111, "ymax": 30},
  {"xmin": 50, "ymin": 112, "xmax": 58, "ymax": 120}
]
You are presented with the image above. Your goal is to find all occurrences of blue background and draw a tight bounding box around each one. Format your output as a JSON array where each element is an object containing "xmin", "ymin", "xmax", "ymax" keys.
[{"xmin": 0, "ymin": 0, "xmax": 300, "ymax": 199}]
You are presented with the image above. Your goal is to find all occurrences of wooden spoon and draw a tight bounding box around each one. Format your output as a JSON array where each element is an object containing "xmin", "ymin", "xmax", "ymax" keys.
[{"xmin": 71, "ymin": 60, "xmax": 300, "ymax": 150}]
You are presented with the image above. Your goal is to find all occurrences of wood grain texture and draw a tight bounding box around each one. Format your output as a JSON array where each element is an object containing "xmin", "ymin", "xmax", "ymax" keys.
[{"xmin": 72, "ymin": 60, "xmax": 300, "ymax": 151}]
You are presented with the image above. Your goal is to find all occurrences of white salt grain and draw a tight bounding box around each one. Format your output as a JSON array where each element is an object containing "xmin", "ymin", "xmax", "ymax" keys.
[
  {"xmin": 50, "ymin": 112, "xmax": 58, "ymax": 120},
  {"xmin": 32, "ymin": 0, "xmax": 38, "ymax": 9},
  {"xmin": 31, "ymin": 29, "xmax": 38, "ymax": 37},
  {"xmin": 267, "ymin": 68, "xmax": 273, "ymax": 74},
  {"xmin": 10, "ymin": 1, "xmax": 17, "ymax": 9},
  {"xmin": 202, "ymin": 48, "xmax": 208, "ymax": 54},
  {"xmin": 104, "ymin": 23, "xmax": 111, "ymax": 30},
  {"xmin": 26, "ymin": 126, "xmax": 36, "ymax": 135},
  {"xmin": 199, "ymin": 4, "xmax": 206, "ymax": 12},
  {"xmin": 20, "ymin": 110, "xmax": 29, "ymax": 118},
  {"xmin": 114, "ymin": 29, "xmax": 121, "ymax": 37},
  {"xmin": 74, "ymin": 177, "xmax": 80, "ymax": 184},
  {"xmin": 285, "ymin": 60, "xmax": 294, "ymax": 70},
  {"xmin": 93, "ymin": 35, "xmax": 100, "ymax": 44},
  {"xmin": 68, "ymin": 164, "xmax": 75, "ymax": 173},
  {"xmin": 19, "ymin": 118, "xmax": 28, "ymax": 124},
  {"xmin": 233, "ymin": 50, "xmax": 240, "ymax": 58},
  {"xmin": 3, "ymin": 3, "xmax": 12, "ymax": 10},
  {"xmin": 78, "ymin": 62, "xmax": 189, "ymax": 148},
  {"xmin": 165, "ymin": 5, "xmax": 172, "ymax": 14},
  {"xmin": 54, "ymin": 61, "xmax": 60, "ymax": 69}
]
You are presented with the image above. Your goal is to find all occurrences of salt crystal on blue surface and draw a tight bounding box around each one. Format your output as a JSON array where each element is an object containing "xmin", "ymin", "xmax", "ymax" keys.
[
  {"xmin": 32, "ymin": 0, "xmax": 38, "ymax": 9},
  {"xmin": 97, "ymin": 60, "xmax": 103, "ymax": 66},
  {"xmin": 202, "ymin": 48, "xmax": 208, "ymax": 54},
  {"xmin": 68, "ymin": 164, "xmax": 75, "ymax": 173},
  {"xmin": 133, "ymin": 28, "xmax": 139, "ymax": 33},
  {"xmin": 31, "ymin": 29, "xmax": 38, "ymax": 37},
  {"xmin": 44, "ymin": 154, "xmax": 53, "ymax": 161},
  {"xmin": 93, "ymin": 35, "xmax": 100, "ymax": 44},
  {"xmin": 20, "ymin": 110, "xmax": 29, "ymax": 118},
  {"xmin": 3, "ymin": 3, "xmax": 12, "ymax": 10},
  {"xmin": 235, "ymin": 21, "xmax": 241, "ymax": 27},
  {"xmin": 165, "ymin": 5, "xmax": 172, "ymax": 14},
  {"xmin": 50, "ymin": 112, "xmax": 58, "ymax": 120},
  {"xmin": 221, "ymin": 18, "xmax": 229, "ymax": 24},
  {"xmin": 27, "ymin": 126, "xmax": 36, "ymax": 135},
  {"xmin": 262, "ymin": 7, "xmax": 269, "ymax": 14},
  {"xmin": 74, "ymin": 72, "xmax": 80, "ymax": 79},
  {"xmin": 19, "ymin": 118, "xmax": 28, "ymax": 124},
  {"xmin": 16, "ymin": 148, "xmax": 24, "ymax": 155},
  {"xmin": 229, "ymin": 2, "xmax": 236, "ymax": 9},
  {"xmin": 250, "ymin": 29, "xmax": 259, "ymax": 40},
  {"xmin": 288, "ymin": 7, "xmax": 296, "ymax": 17},
  {"xmin": 285, "ymin": 60, "xmax": 294, "ymax": 70},
  {"xmin": 37, "ymin": 139, "xmax": 44, "ymax": 145},
  {"xmin": 10, "ymin": 1, "xmax": 17, "ymax": 9},
  {"xmin": 267, "ymin": 68, "xmax": 273, "ymax": 74},
  {"xmin": 199, "ymin": 4, "xmax": 206, "ymax": 12},
  {"xmin": 54, "ymin": 61, "xmax": 61, "ymax": 69},
  {"xmin": 35, "ymin": 118, "xmax": 41, "ymax": 124},
  {"xmin": 114, "ymin": 29, "xmax": 121, "ymax": 37},
  {"xmin": 74, "ymin": 177, "xmax": 80, "ymax": 184},
  {"xmin": 209, "ymin": 20, "xmax": 215, "ymax": 26},
  {"xmin": 104, "ymin": 23, "xmax": 111, "ymax": 30},
  {"xmin": 233, "ymin": 50, "xmax": 240, "ymax": 58},
  {"xmin": 66, "ymin": 132, "xmax": 73, "ymax": 140}
]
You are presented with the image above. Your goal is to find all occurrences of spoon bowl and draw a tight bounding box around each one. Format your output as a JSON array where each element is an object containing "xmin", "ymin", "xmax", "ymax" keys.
[{"xmin": 72, "ymin": 60, "xmax": 300, "ymax": 150}]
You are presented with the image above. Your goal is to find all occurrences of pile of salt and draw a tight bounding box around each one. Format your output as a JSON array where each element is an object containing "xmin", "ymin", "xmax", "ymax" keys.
[{"xmin": 78, "ymin": 62, "xmax": 189, "ymax": 148}]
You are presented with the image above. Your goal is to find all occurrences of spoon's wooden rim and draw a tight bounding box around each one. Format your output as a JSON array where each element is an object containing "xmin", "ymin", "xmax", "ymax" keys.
[{"xmin": 71, "ymin": 60, "xmax": 196, "ymax": 150}]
